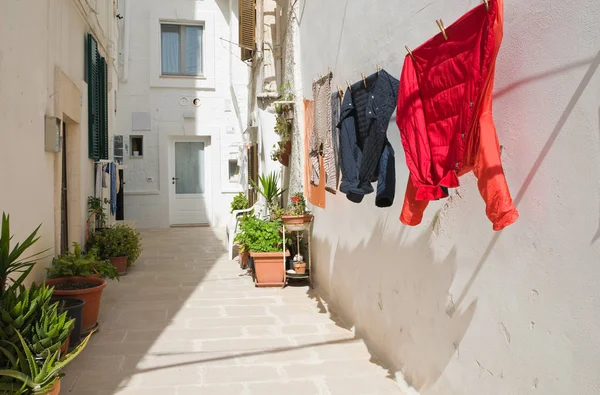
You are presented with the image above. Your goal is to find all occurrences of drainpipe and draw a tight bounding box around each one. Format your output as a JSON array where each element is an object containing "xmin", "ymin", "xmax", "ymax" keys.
[{"xmin": 121, "ymin": 0, "xmax": 130, "ymax": 83}]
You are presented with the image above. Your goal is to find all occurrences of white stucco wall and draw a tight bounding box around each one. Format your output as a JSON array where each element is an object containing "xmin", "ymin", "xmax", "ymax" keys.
[
  {"xmin": 118, "ymin": 0, "xmax": 249, "ymax": 229},
  {"xmin": 0, "ymin": 0, "xmax": 118, "ymax": 282},
  {"xmin": 298, "ymin": 0, "xmax": 600, "ymax": 394}
]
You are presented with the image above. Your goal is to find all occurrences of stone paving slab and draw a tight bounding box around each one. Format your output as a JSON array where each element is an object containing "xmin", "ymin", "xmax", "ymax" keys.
[{"xmin": 62, "ymin": 228, "xmax": 404, "ymax": 394}]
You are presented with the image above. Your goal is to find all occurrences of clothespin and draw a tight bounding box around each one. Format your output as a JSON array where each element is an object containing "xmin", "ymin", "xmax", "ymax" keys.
[
  {"xmin": 338, "ymin": 86, "xmax": 344, "ymax": 99},
  {"xmin": 346, "ymin": 80, "xmax": 352, "ymax": 92},
  {"xmin": 483, "ymin": 0, "xmax": 489, "ymax": 10},
  {"xmin": 376, "ymin": 64, "xmax": 381, "ymax": 74},
  {"xmin": 361, "ymin": 73, "xmax": 367, "ymax": 88},
  {"xmin": 436, "ymin": 19, "xmax": 448, "ymax": 40},
  {"xmin": 405, "ymin": 45, "xmax": 415, "ymax": 61}
]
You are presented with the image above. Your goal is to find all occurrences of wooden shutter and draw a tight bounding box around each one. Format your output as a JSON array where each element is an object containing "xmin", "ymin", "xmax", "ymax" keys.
[
  {"xmin": 99, "ymin": 57, "xmax": 109, "ymax": 160},
  {"xmin": 87, "ymin": 34, "xmax": 101, "ymax": 160},
  {"xmin": 239, "ymin": 0, "xmax": 255, "ymax": 61}
]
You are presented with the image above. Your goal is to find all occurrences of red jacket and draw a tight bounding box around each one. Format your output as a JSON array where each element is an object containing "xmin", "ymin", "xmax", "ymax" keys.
[{"xmin": 396, "ymin": 0, "xmax": 518, "ymax": 230}]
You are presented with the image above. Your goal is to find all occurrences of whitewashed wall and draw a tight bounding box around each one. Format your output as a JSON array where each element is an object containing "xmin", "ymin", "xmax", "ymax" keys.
[
  {"xmin": 298, "ymin": 0, "xmax": 600, "ymax": 394},
  {"xmin": 118, "ymin": 0, "xmax": 249, "ymax": 228},
  {"xmin": 0, "ymin": 0, "xmax": 118, "ymax": 282}
]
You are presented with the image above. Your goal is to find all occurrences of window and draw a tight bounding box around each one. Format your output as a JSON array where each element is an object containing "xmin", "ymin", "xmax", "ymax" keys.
[
  {"xmin": 130, "ymin": 136, "xmax": 143, "ymax": 157},
  {"xmin": 86, "ymin": 33, "xmax": 109, "ymax": 160},
  {"xmin": 228, "ymin": 158, "xmax": 240, "ymax": 183},
  {"xmin": 161, "ymin": 24, "xmax": 203, "ymax": 76}
]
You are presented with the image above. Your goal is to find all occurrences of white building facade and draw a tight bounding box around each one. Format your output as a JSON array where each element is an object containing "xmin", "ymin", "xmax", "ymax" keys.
[
  {"xmin": 117, "ymin": 0, "xmax": 249, "ymax": 228},
  {"xmin": 260, "ymin": 0, "xmax": 600, "ymax": 394},
  {"xmin": 0, "ymin": 0, "xmax": 119, "ymax": 281}
]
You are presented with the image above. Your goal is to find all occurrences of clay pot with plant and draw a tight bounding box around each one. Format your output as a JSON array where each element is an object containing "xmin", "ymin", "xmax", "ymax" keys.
[
  {"xmin": 237, "ymin": 216, "xmax": 290, "ymax": 287},
  {"xmin": 282, "ymin": 192, "xmax": 313, "ymax": 228},
  {"xmin": 86, "ymin": 224, "xmax": 142, "ymax": 275},
  {"xmin": 45, "ymin": 243, "xmax": 119, "ymax": 333}
]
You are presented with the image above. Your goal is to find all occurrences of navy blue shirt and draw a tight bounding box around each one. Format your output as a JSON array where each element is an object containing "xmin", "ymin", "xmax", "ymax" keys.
[{"xmin": 337, "ymin": 69, "xmax": 399, "ymax": 206}]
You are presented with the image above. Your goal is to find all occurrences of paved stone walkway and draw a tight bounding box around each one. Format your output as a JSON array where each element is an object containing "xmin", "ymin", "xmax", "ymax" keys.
[{"xmin": 62, "ymin": 228, "xmax": 403, "ymax": 394}]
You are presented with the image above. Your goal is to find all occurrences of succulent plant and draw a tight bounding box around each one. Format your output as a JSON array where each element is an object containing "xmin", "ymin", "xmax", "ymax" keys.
[
  {"xmin": 0, "ymin": 284, "xmax": 53, "ymax": 346},
  {"xmin": 30, "ymin": 303, "xmax": 73, "ymax": 358}
]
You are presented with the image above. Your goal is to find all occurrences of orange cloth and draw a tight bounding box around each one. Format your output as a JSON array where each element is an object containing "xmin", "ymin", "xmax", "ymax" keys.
[
  {"xmin": 400, "ymin": 0, "xmax": 518, "ymax": 231},
  {"xmin": 304, "ymin": 99, "xmax": 326, "ymax": 208}
]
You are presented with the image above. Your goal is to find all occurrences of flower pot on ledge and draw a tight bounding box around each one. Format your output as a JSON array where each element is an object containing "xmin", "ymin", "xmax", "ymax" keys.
[{"xmin": 250, "ymin": 250, "xmax": 290, "ymax": 287}]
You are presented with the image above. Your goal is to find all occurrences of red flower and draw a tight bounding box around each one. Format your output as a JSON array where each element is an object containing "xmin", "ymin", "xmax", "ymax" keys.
[{"xmin": 291, "ymin": 196, "xmax": 300, "ymax": 204}]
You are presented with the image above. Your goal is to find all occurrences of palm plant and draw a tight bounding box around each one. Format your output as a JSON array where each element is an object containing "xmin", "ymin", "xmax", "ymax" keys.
[
  {"xmin": 250, "ymin": 172, "xmax": 286, "ymax": 208},
  {"xmin": 0, "ymin": 213, "xmax": 48, "ymax": 298}
]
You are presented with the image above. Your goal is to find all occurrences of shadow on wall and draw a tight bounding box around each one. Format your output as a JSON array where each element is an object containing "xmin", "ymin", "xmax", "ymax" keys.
[{"xmin": 312, "ymin": 219, "xmax": 476, "ymax": 391}]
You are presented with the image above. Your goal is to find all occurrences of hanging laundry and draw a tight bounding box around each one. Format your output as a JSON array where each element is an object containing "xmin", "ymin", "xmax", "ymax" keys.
[
  {"xmin": 396, "ymin": 0, "xmax": 518, "ymax": 230},
  {"xmin": 329, "ymin": 91, "xmax": 342, "ymax": 193},
  {"xmin": 95, "ymin": 163, "xmax": 103, "ymax": 198},
  {"xmin": 303, "ymin": 99, "xmax": 326, "ymax": 208},
  {"xmin": 110, "ymin": 162, "xmax": 117, "ymax": 215},
  {"xmin": 103, "ymin": 164, "xmax": 109, "ymax": 188},
  {"xmin": 310, "ymin": 74, "xmax": 337, "ymax": 193},
  {"xmin": 338, "ymin": 69, "xmax": 399, "ymax": 207}
]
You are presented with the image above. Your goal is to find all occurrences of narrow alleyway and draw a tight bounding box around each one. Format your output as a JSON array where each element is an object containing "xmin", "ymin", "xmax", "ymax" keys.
[{"xmin": 62, "ymin": 228, "xmax": 403, "ymax": 395}]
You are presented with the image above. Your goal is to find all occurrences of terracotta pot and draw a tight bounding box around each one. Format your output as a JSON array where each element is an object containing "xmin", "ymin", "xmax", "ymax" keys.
[
  {"xmin": 278, "ymin": 140, "xmax": 292, "ymax": 167},
  {"xmin": 45, "ymin": 276, "xmax": 107, "ymax": 332},
  {"xmin": 110, "ymin": 256, "xmax": 128, "ymax": 275},
  {"xmin": 44, "ymin": 380, "xmax": 60, "ymax": 395},
  {"xmin": 250, "ymin": 250, "xmax": 290, "ymax": 287},
  {"xmin": 293, "ymin": 261, "xmax": 307, "ymax": 275},
  {"xmin": 240, "ymin": 251, "xmax": 249, "ymax": 269},
  {"xmin": 282, "ymin": 214, "xmax": 313, "ymax": 226}
]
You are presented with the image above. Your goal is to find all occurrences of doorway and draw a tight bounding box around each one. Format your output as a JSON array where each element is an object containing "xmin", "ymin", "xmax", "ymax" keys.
[{"xmin": 170, "ymin": 137, "xmax": 211, "ymax": 225}]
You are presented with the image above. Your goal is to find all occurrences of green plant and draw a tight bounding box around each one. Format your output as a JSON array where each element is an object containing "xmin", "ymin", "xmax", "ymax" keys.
[
  {"xmin": 0, "ymin": 213, "xmax": 48, "ymax": 298},
  {"xmin": 30, "ymin": 302, "xmax": 73, "ymax": 358},
  {"xmin": 235, "ymin": 217, "xmax": 283, "ymax": 253},
  {"xmin": 0, "ymin": 330, "xmax": 92, "ymax": 394},
  {"xmin": 87, "ymin": 196, "xmax": 110, "ymax": 230},
  {"xmin": 286, "ymin": 192, "xmax": 308, "ymax": 216},
  {"xmin": 270, "ymin": 140, "xmax": 290, "ymax": 163},
  {"xmin": 86, "ymin": 225, "xmax": 142, "ymax": 267},
  {"xmin": 230, "ymin": 192, "xmax": 249, "ymax": 213},
  {"xmin": 46, "ymin": 243, "xmax": 118, "ymax": 280},
  {"xmin": 0, "ymin": 283, "xmax": 53, "ymax": 347},
  {"xmin": 250, "ymin": 172, "xmax": 286, "ymax": 208}
]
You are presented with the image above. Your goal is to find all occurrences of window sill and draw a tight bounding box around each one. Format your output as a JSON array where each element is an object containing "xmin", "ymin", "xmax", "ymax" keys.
[{"xmin": 160, "ymin": 74, "xmax": 206, "ymax": 80}]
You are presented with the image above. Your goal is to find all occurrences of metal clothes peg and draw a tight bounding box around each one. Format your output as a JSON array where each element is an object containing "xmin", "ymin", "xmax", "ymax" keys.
[
  {"xmin": 405, "ymin": 45, "xmax": 415, "ymax": 61},
  {"xmin": 436, "ymin": 19, "xmax": 448, "ymax": 40},
  {"xmin": 346, "ymin": 81, "xmax": 352, "ymax": 92},
  {"xmin": 361, "ymin": 73, "xmax": 367, "ymax": 88}
]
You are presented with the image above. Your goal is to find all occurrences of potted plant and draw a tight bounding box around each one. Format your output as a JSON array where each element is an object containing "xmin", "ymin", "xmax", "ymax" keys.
[
  {"xmin": 86, "ymin": 224, "xmax": 142, "ymax": 275},
  {"xmin": 282, "ymin": 192, "xmax": 313, "ymax": 227},
  {"xmin": 0, "ymin": 330, "xmax": 92, "ymax": 395},
  {"xmin": 45, "ymin": 243, "xmax": 118, "ymax": 333},
  {"xmin": 230, "ymin": 192, "xmax": 249, "ymax": 213},
  {"xmin": 51, "ymin": 298, "xmax": 86, "ymax": 350},
  {"xmin": 250, "ymin": 171, "xmax": 286, "ymax": 218},
  {"xmin": 0, "ymin": 212, "xmax": 48, "ymax": 298},
  {"xmin": 87, "ymin": 196, "xmax": 110, "ymax": 232},
  {"xmin": 238, "ymin": 216, "xmax": 289, "ymax": 287}
]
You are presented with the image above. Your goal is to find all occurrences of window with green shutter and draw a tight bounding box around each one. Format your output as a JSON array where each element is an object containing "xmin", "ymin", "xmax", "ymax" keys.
[{"xmin": 86, "ymin": 33, "xmax": 109, "ymax": 160}]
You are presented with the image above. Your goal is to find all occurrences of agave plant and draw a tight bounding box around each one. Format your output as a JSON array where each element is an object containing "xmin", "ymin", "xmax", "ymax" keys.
[
  {"xmin": 0, "ymin": 213, "xmax": 48, "ymax": 298},
  {"xmin": 31, "ymin": 303, "xmax": 73, "ymax": 358},
  {"xmin": 0, "ymin": 330, "xmax": 92, "ymax": 394},
  {"xmin": 0, "ymin": 284, "xmax": 53, "ymax": 346}
]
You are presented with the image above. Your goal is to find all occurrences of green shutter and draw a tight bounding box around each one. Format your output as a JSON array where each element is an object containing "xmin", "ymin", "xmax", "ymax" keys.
[
  {"xmin": 87, "ymin": 34, "xmax": 101, "ymax": 160},
  {"xmin": 99, "ymin": 57, "xmax": 109, "ymax": 160}
]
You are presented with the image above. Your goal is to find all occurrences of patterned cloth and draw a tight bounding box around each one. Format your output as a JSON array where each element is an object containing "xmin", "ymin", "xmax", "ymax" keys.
[
  {"xmin": 303, "ymin": 99, "xmax": 326, "ymax": 208},
  {"xmin": 310, "ymin": 75, "xmax": 337, "ymax": 192},
  {"xmin": 329, "ymin": 91, "xmax": 342, "ymax": 193}
]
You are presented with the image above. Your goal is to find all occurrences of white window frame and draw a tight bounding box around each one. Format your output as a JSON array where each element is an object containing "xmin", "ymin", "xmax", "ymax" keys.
[
  {"xmin": 150, "ymin": 11, "xmax": 215, "ymax": 89},
  {"xmin": 160, "ymin": 23, "xmax": 205, "ymax": 77}
]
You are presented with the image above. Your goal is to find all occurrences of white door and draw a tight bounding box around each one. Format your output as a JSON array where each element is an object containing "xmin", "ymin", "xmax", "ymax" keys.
[{"xmin": 170, "ymin": 138, "xmax": 210, "ymax": 225}]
